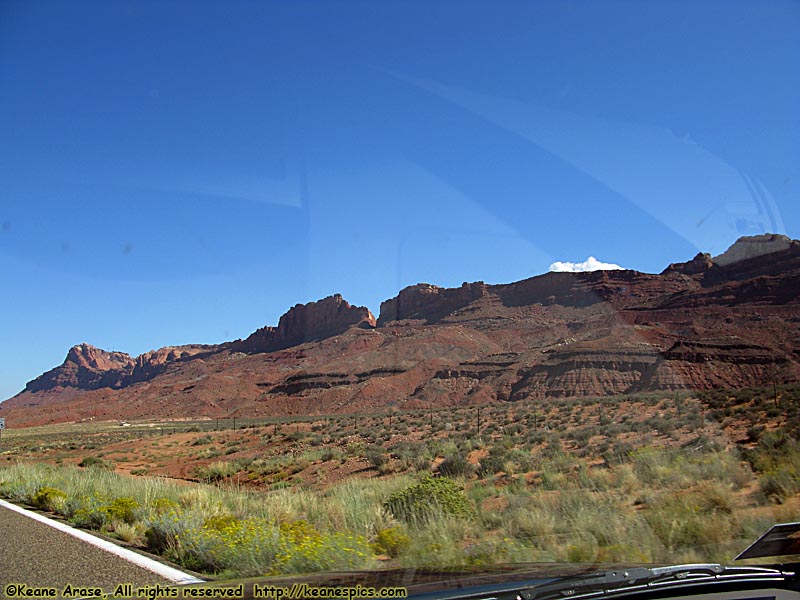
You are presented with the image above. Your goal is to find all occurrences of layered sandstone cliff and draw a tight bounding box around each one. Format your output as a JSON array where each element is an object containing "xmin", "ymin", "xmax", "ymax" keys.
[{"xmin": 3, "ymin": 235, "xmax": 799, "ymax": 427}]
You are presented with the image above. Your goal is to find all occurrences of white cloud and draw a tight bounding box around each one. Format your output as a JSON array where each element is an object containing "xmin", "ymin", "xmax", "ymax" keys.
[{"xmin": 548, "ymin": 256, "xmax": 625, "ymax": 273}]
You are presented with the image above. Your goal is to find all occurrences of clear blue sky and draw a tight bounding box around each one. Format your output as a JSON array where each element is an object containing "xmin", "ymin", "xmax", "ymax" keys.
[{"xmin": 1, "ymin": 0, "xmax": 798, "ymax": 401}]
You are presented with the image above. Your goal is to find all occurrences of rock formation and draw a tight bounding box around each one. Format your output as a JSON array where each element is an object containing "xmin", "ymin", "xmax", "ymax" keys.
[
  {"xmin": 377, "ymin": 282, "xmax": 489, "ymax": 325},
  {"xmin": 236, "ymin": 294, "xmax": 376, "ymax": 353},
  {"xmin": 23, "ymin": 344, "xmax": 134, "ymax": 392},
  {"xmin": 712, "ymin": 233, "xmax": 797, "ymax": 266},
  {"xmin": 3, "ymin": 234, "xmax": 799, "ymax": 427}
]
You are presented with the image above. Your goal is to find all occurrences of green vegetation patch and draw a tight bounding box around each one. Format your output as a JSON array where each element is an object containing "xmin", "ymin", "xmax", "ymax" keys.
[
  {"xmin": 385, "ymin": 474, "xmax": 473, "ymax": 523},
  {"xmin": 78, "ymin": 456, "xmax": 115, "ymax": 471},
  {"xmin": 32, "ymin": 486, "xmax": 68, "ymax": 511}
]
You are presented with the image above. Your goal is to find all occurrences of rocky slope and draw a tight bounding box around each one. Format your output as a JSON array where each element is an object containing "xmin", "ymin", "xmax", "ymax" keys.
[
  {"xmin": 2, "ymin": 235, "xmax": 798, "ymax": 427},
  {"xmin": 23, "ymin": 343, "xmax": 220, "ymax": 394}
]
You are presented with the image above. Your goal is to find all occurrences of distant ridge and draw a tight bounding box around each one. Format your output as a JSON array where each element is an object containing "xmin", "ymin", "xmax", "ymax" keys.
[{"xmin": 2, "ymin": 235, "xmax": 798, "ymax": 427}]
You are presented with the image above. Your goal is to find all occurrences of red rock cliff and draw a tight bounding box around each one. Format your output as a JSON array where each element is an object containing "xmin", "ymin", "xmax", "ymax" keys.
[
  {"xmin": 238, "ymin": 294, "xmax": 376, "ymax": 353},
  {"xmin": 24, "ymin": 343, "xmax": 134, "ymax": 392}
]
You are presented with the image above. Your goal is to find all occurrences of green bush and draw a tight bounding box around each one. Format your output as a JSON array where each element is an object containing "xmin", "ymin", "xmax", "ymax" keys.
[
  {"xmin": 760, "ymin": 467, "xmax": 800, "ymax": 503},
  {"xmin": 78, "ymin": 456, "xmax": 115, "ymax": 471},
  {"xmin": 438, "ymin": 450, "xmax": 472, "ymax": 477},
  {"xmin": 66, "ymin": 494, "xmax": 110, "ymax": 529},
  {"xmin": 384, "ymin": 475, "xmax": 472, "ymax": 523},
  {"xmin": 144, "ymin": 507, "xmax": 193, "ymax": 553},
  {"xmin": 477, "ymin": 445, "xmax": 511, "ymax": 477},
  {"xmin": 365, "ymin": 445, "xmax": 387, "ymax": 469},
  {"xmin": 194, "ymin": 461, "xmax": 237, "ymax": 482},
  {"xmin": 170, "ymin": 517, "xmax": 282, "ymax": 575},
  {"xmin": 643, "ymin": 485, "xmax": 739, "ymax": 552},
  {"xmin": 276, "ymin": 527, "xmax": 373, "ymax": 574},
  {"xmin": 32, "ymin": 486, "xmax": 68, "ymax": 511},
  {"xmin": 169, "ymin": 517, "xmax": 373, "ymax": 576},
  {"xmin": 203, "ymin": 514, "xmax": 240, "ymax": 531},
  {"xmin": 106, "ymin": 497, "xmax": 139, "ymax": 524},
  {"xmin": 741, "ymin": 432, "xmax": 800, "ymax": 502},
  {"xmin": 151, "ymin": 497, "xmax": 181, "ymax": 514},
  {"xmin": 371, "ymin": 526, "xmax": 411, "ymax": 557}
]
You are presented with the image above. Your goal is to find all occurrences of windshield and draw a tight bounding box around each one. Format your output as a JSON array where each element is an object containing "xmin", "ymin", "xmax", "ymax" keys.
[{"xmin": 0, "ymin": 1, "xmax": 798, "ymax": 597}]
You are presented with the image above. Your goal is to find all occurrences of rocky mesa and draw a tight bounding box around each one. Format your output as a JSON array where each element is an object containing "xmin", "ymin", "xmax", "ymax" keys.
[
  {"xmin": 2, "ymin": 234, "xmax": 798, "ymax": 427},
  {"xmin": 236, "ymin": 294, "xmax": 376, "ymax": 354},
  {"xmin": 23, "ymin": 343, "xmax": 220, "ymax": 394}
]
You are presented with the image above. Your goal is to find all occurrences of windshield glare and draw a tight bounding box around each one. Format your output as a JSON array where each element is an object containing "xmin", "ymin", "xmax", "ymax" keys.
[{"xmin": 0, "ymin": 0, "xmax": 798, "ymax": 593}]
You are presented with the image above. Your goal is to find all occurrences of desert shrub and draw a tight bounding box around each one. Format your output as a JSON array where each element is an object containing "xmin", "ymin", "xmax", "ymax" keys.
[
  {"xmin": 151, "ymin": 497, "xmax": 180, "ymax": 514},
  {"xmin": 0, "ymin": 478, "xmax": 41, "ymax": 504},
  {"xmin": 194, "ymin": 461, "xmax": 237, "ymax": 482},
  {"xmin": 505, "ymin": 502, "xmax": 558, "ymax": 545},
  {"xmin": 759, "ymin": 467, "xmax": 800, "ymax": 504},
  {"xmin": 106, "ymin": 496, "xmax": 139, "ymax": 524},
  {"xmin": 438, "ymin": 450, "xmax": 471, "ymax": 478},
  {"xmin": 320, "ymin": 448, "xmax": 342, "ymax": 462},
  {"xmin": 740, "ymin": 433, "xmax": 800, "ymax": 502},
  {"xmin": 396, "ymin": 517, "xmax": 472, "ymax": 567},
  {"xmin": 144, "ymin": 507, "xmax": 195, "ymax": 553},
  {"xmin": 566, "ymin": 537, "xmax": 599, "ymax": 562},
  {"xmin": 346, "ymin": 442, "xmax": 365, "ymax": 457},
  {"xmin": 643, "ymin": 484, "xmax": 740, "ymax": 552},
  {"xmin": 164, "ymin": 518, "xmax": 376, "ymax": 575},
  {"xmin": 66, "ymin": 494, "xmax": 110, "ymax": 529},
  {"xmin": 365, "ymin": 445, "xmax": 387, "ymax": 469},
  {"xmin": 389, "ymin": 442, "xmax": 425, "ymax": 464},
  {"xmin": 170, "ymin": 516, "xmax": 282, "ymax": 575},
  {"xmin": 113, "ymin": 521, "xmax": 145, "ymax": 545},
  {"xmin": 32, "ymin": 486, "xmax": 68, "ymax": 511},
  {"xmin": 745, "ymin": 432, "xmax": 800, "ymax": 468},
  {"xmin": 747, "ymin": 424, "xmax": 766, "ymax": 442},
  {"xmin": 371, "ymin": 526, "xmax": 411, "ymax": 557},
  {"xmin": 384, "ymin": 475, "xmax": 472, "ymax": 523},
  {"xmin": 276, "ymin": 528, "xmax": 373, "ymax": 574},
  {"xmin": 203, "ymin": 514, "xmax": 240, "ymax": 531},
  {"xmin": 79, "ymin": 456, "xmax": 115, "ymax": 471},
  {"xmin": 411, "ymin": 455, "xmax": 431, "ymax": 472},
  {"xmin": 477, "ymin": 445, "xmax": 510, "ymax": 477}
]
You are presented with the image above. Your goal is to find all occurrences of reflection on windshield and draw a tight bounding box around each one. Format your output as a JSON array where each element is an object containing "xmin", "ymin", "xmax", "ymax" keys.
[{"xmin": 0, "ymin": 0, "xmax": 798, "ymax": 596}]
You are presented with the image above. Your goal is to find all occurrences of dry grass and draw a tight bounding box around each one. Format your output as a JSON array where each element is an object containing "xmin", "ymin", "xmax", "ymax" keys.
[{"xmin": 1, "ymin": 386, "xmax": 798, "ymax": 576}]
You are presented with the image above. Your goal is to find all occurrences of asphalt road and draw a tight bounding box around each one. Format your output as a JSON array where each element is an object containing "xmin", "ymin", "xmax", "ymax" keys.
[{"xmin": 0, "ymin": 501, "xmax": 196, "ymax": 598}]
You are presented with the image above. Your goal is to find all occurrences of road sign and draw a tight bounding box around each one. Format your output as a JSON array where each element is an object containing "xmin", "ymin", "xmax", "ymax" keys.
[{"xmin": 0, "ymin": 418, "xmax": 5, "ymax": 430}]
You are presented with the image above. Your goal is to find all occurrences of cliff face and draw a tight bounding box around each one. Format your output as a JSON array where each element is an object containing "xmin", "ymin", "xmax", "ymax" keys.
[
  {"xmin": 23, "ymin": 343, "xmax": 219, "ymax": 393},
  {"xmin": 127, "ymin": 345, "xmax": 218, "ymax": 384},
  {"xmin": 236, "ymin": 294, "xmax": 376, "ymax": 353},
  {"xmin": 24, "ymin": 344, "xmax": 135, "ymax": 392},
  {"xmin": 712, "ymin": 233, "xmax": 797, "ymax": 267},
  {"xmin": 377, "ymin": 282, "xmax": 489, "ymax": 325},
  {"xmin": 20, "ymin": 295, "xmax": 375, "ymax": 396},
  {"xmin": 3, "ymin": 235, "xmax": 799, "ymax": 427}
]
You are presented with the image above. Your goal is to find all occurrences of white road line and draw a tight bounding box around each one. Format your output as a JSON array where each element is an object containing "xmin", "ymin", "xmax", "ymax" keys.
[{"xmin": 0, "ymin": 498, "xmax": 204, "ymax": 585}]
